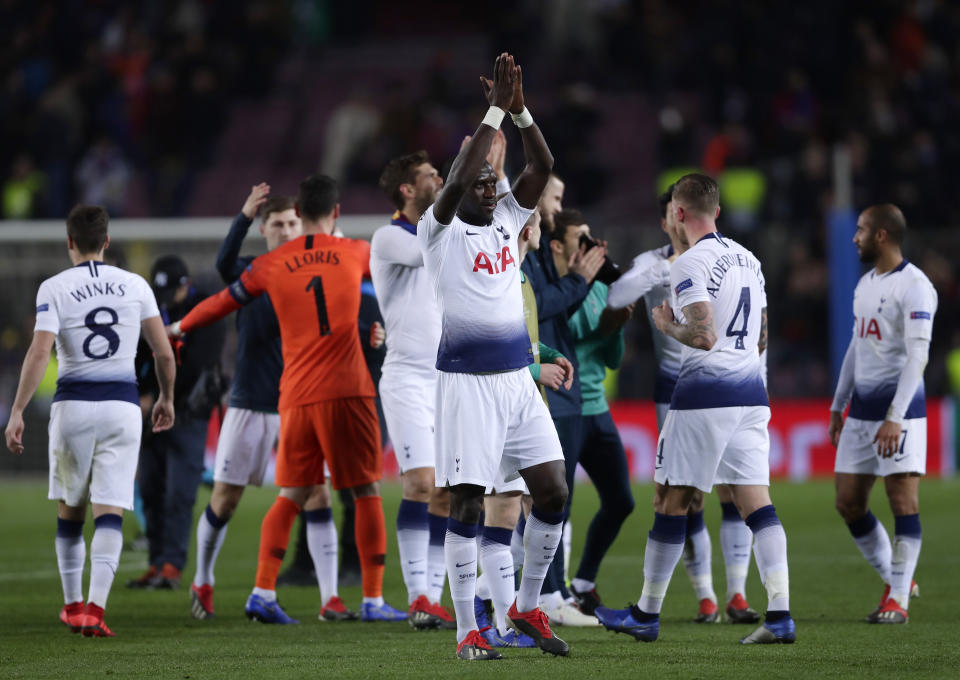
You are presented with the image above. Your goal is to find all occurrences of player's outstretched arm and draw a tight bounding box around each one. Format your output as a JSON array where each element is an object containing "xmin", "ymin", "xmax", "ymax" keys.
[
  {"xmin": 652, "ymin": 300, "xmax": 717, "ymax": 351},
  {"xmin": 4, "ymin": 330, "xmax": 55, "ymax": 454},
  {"xmin": 432, "ymin": 53, "xmax": 516, "ymax": 225},
  {"xmin": 141, "ymin": 315, "xmax": 176, "ymax": 432},
  {"xmin": 506, "ymin": 63, "xmax": 555, "ymax": 209},
  {"xmin": 607, "ymin": 256, "xmax": 667, "ymax": 310}
]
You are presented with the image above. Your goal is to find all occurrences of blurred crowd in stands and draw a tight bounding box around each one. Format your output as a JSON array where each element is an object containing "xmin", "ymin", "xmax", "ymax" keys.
[{"xmin": 3, "ymin": 0, "xmax": 960, "ymax": 407}]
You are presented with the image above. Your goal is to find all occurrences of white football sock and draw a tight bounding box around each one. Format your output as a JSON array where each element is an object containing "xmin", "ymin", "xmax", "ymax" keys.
[
  {"xmin": 682, "ymin": 512, "xmax": 716, "ymax": 602},
  {"xmin": 193, "ymin": 505, "xmax": 229, "ymax": 588},
  {"xmin": 480, "ymin": 526, "xmax": 515, "ymax": 636},
  {"xmin": 252, "ymin": 587, "xmax": 276, "ymax": 601},
  {"xmin": 446, "ymin": 521, "xmax": 479, "ymax": 642},
  {"xmin": 427, "ymin": 513, "xmax": 447, "ymax": 604},
  {"xmin": 55, "ymin": 519, "xmax": 86, "ymax": 605},
  {"xmin": 88, "ymin": 515, "xmax": 123, "ymax": 609},
  {"xmin": 746, "ymin": 506, "xmax": 790, "ymax": 612},
  {"xmin": 510, "ymin": 519, "xmax": 525, "ymax": 575},
  {"xmin": 721, "ymin": 518, "xmax": 753, "ymax": 600},
  {"xmin": 305, "ymin": 509, "xmax": 338, "ymax": 603},
  {"xmin": 847, "ymin": 511, "xmax": 893, "ymax": 584},
  {"xmin": 637, "ymin": 514, "xmax": 686, "ymax": 614},
  {"xmin": 516, "ymin": 509, "xmax": 563, "ymax": 612},
  {"xmin": 571, "ymin": 577, "xmax": 595, "ymax": 594},
  {"xmin": 562, "ymin": 520, "xmax": 572, "ymax": 582},
  {"xmin": 890, "ymin": 514, "xmax": 922, "ymax": 608},
  {"xmin": 395, "ymin": 500, "xmax": 429, "ymax": 605}
]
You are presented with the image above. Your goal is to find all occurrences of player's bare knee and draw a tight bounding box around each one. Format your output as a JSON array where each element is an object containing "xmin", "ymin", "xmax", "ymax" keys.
[
  {"xmin": 688, "ymin": 490, "xmax": 706, "ymax": 513},
  {"xmin": 350, "ymin": 481, "xmax": 380, "ymax": 499},
  {"xmin": 834, "ymin": 495, "xmax": 868, "ymax": 522},
  {"xmin": 402, "ymin": 468, "xmax": 434, "ymax": 501},
  {"xmin": 450, "ymin": 489, "xmax": 484, "ymax": 524}
]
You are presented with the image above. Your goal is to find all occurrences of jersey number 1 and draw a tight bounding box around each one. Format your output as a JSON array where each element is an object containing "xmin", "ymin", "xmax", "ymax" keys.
[
  {"xmin": 306, "ymin": 277, "xmax": 332, "ymax": 336},
  {"xmin": 726, "ymin": 287, "xmax": 751, "ymax": 350}
]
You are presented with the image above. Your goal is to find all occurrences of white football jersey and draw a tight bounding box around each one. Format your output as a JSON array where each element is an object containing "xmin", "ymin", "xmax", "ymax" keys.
[
  {"xmin": 847, "ymin": 260, "xmax": 937, "ymax": 420},
  {"xmin": 608, "ymin": 244, "xmax": 683, "ymax": 403},
  {"xmin": 669, "ymin": 232, "xmax": 767, "ymax": 409},
  {"xmin": 34, "ymin": 262, "xmax": 159, "ymax": 399},
  {"xmin": 370, "ymin": 216, "xmax": 442, "ymax": 382},
  {"xmin": 418, "ymin": 192, "xmax": 534, "ymax": 373}
]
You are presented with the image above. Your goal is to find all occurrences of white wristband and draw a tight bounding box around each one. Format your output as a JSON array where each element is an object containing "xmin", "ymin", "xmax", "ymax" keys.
[
  {"xmin": 482, "ymin": 106, "xmax": 506, "ymax": 129},
  {"xmin": 510, "ymin": 107, "xmax": 534, "ymax": 128}
]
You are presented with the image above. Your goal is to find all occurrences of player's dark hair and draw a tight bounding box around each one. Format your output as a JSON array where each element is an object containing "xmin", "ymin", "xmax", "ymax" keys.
[
  {"xmin": 297, "ymin": 174, "xmax": 339, "ymax": 221},
  {"xmin": 66, "ymin": 204, "xmax": 109, "ymax": 254},
  {"xmin": 379, "ymin": 150, "xmax": 430, "ymax": 210},
  {"xmin": 864, "ymin": 203, "xmax": 906, "ymax": 245},
  {"xmin": 551, "ymin": 208, "xmax": 587, "ymax": 241},
  {"xmin": 658, "ymin": 184, "xmax": 675, "ymax": 219},
  {"xmin": 672, "ymin": 173, "xmax": 719, "ymax": 217},
  {"xmin": 260, "ymin": 195, "xmax": 296, "ymax": 222}
]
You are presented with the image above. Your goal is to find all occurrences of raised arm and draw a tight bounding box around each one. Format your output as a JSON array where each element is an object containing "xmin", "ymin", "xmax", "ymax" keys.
[
  {"xmin": 652, "ymin": 300, "xmax": 717, "ymax": 351},
  {"xmin": 217, "ymin": 183, "xmax": 270, "ymax": 282},
  {"xmin": 607, "ymin": 253, "xmax": 668, "ymax": 310},
  {"xmin": 4, "ymin": 330, "xmax": 55, "ymax": 454},
  {"xmin": 506, "ymin": 66, "xmax": 554, "ymax": 208},
  {"xmin": 432, "ymin": 54, "xmax": 516, "ymax": 225}
]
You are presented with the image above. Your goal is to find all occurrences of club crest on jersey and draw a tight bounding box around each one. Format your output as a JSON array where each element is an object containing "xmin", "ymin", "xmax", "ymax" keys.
[
  {"xmin": 496, "ymin": 225, "xmax": 510, "ymax": 240},
  {"xmin": 856, "ymin": 316, "xmax": 882, "ymax": 340},
  {"xmin": 472, "ymin": 246, "xmax": 516, "ymax": 275}
]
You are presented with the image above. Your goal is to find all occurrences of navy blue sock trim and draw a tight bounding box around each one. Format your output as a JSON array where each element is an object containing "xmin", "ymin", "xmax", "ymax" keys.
[
  {"xmin": 765, "ymin": 610, "xmax": 790, "ymax": 622},
  {"xmin": 649, "ymin": 512, "xmax": 686, "ymax": 544},
  {"xmin": 531, "ymin": 506, "xmax": 564, "ymax": 525},
  {"xmin": 744, "ymin": 505, "xmax": 780, "ymax": 533},
  {"xmin": 396, "ymin": 499, "xmax": 428, "ymax": 530},
  {"xmin": 686, "ymin": 510, "xmax": 706, "ymax": 535},
  {"xmin": 447, "ymin": 517, "xmax": 479, "ymax": 539},
  {"xmin": 481, "ymin": 526, "xmax": 513, "ymax": 546},
  {"xmin": 93, "ymin": 514, "xmax": 122, "ymax": 531},
  {"xmin": 846, "ymin": 511, "xmax": 878, "ymax": 538},
  {"xmin": 720, "ymin": 502, "xmax": 740, "ymax": 521},
  {"xmin": 428, "ymin": 513, "xmax": 447, "ymax": 545},
  {"xmin": 304, "ymin": 507, "xmax": 333, "ymax": 523},
  {"xmin": 56, "ymin": 518, "xmax": 84, "ymax": 538},
  {"xmin": 894, "ymin": 513, "xmax": 922, "ymax": 538},
  {"xmin": 205, "ymin": 504, "xmax": 229, "ymax": 530}
]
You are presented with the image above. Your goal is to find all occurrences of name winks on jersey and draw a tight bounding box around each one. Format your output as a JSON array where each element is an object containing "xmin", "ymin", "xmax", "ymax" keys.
[{"xmin": 68, "ymin": 281, "xmax": 128, "ymax": 303}]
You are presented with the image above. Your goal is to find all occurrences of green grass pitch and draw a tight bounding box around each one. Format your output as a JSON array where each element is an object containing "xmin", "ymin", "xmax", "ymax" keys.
[{"xmin": 1, "ymin": 478, "xmax": 958, "ymax": 679}]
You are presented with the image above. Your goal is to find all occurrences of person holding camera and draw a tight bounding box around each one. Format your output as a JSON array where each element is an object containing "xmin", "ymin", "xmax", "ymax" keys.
[
  {"xmin": 128, "ymin": 255, "xmax": 226, "ymax": 590},
  {"xmin": 547, "ymin": 208, "xmax": 635, "ymax": 616},
  {"xmin": 519, "ymin": 196, "xmax": 607, "ymax": 626}
]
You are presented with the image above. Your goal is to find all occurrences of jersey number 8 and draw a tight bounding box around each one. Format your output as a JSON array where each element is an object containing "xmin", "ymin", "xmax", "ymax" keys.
[{"xmin": 83, "ymin": 306, "xmax": 121, "ymax": 360}]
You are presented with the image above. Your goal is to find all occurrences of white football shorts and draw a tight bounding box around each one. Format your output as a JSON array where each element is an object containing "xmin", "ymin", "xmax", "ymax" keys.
[
  {"xmin": 213, "ymin": 407, "xmax": 280, "ymax": 486},
  {"xmin": 380, "ymin": 373, "xmax": 437, "ymax": 474},
  {"xmin": 435, "ymin": 368, "xmax": 563, "ymax": 489},
  {"xmin": 48, "ymin": 400, "xmax": 142, "ymax": 509},
  {"xmin": 834, "ymin": 416, "xmax": 926, "ymax": 476},
  {"xmin": 655, "ymin": 405, "xmax": 771, "ymax": 492}
]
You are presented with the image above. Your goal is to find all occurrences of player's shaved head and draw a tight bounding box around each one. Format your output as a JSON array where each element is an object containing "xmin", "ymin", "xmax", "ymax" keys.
[
  {"xmin": 379, "ymin": 150, "xmax": 431, "ymax": 210},
  {"xmin": 260, "ymin": 195, "xmax": 296, "ymax": 222},
  {"xmin": 862, "ymin": 204, "xmax": 906, "ymax": 245},
  {"xmin": 297, "ymin": 174, "xmax": 339, "ymax": 221},
  {"xmin": 672, "ymin": 173, "xmax": 719, "ymax": 218},
  {"xmin": 66, "ymin": 204, "xmax": 109, "ymax": 254}
]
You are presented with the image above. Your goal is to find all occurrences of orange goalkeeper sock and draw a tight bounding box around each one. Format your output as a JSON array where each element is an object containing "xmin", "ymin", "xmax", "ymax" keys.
[
  {"xmin": 254, "ymin": 496, "xmax": 301, "ymax": 590},
  {"xmin": 355, "ymin": 495, "xmax": 387, "ymax": 598}
]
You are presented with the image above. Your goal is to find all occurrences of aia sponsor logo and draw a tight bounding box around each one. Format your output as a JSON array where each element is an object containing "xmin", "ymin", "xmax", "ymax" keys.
[
  {"xmin": 472, "ymin": 246, "xmax": 516, "ymax": 275},
  {"xmin": 855, "ymin": 316, "xmax": 882, "ymax": 340}
]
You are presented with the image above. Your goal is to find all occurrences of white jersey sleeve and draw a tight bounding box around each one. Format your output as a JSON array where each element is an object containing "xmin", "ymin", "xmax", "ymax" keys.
[
  {"xmin": 900, "ymin": 280, "xmax": 936, "ymax": 341},
  {"xmin": 371, "ymin": 224, "xmax": 424, "ymax": 268},
  {"xmin": 670, "ymin": 252, "xmax": 712, "ymax": 312},
  {"xmin": 607, "ymin": 250, "xmax": 670, "ymax": 310},
  {"xmin": 138, "ymin": 276, "xmax": 161, "ymax": 320},
  {"xmin": 34, "ymin": 280, "xmax": 60, "ymax": 334}
]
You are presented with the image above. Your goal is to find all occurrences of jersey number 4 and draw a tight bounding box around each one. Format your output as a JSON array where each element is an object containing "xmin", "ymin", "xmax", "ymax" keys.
[
  {"xmin": 306, "ymin": 276, "xmax": 332, "ymax": 336},
  {"xmin": 726, "ymin": 287, "xmax": 751, "ymax": 350}
]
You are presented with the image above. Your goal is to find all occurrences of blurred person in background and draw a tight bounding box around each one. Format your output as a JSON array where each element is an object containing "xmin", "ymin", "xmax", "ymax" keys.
[{"xmin": 127, "ymin": 255, "xmax": 225, "ymax": 590}]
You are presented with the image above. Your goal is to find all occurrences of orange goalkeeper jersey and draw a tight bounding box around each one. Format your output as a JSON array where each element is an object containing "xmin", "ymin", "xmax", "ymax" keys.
[{"xmin": 180, "ymin": 232, "xmax": 375, "ymax": 410}]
